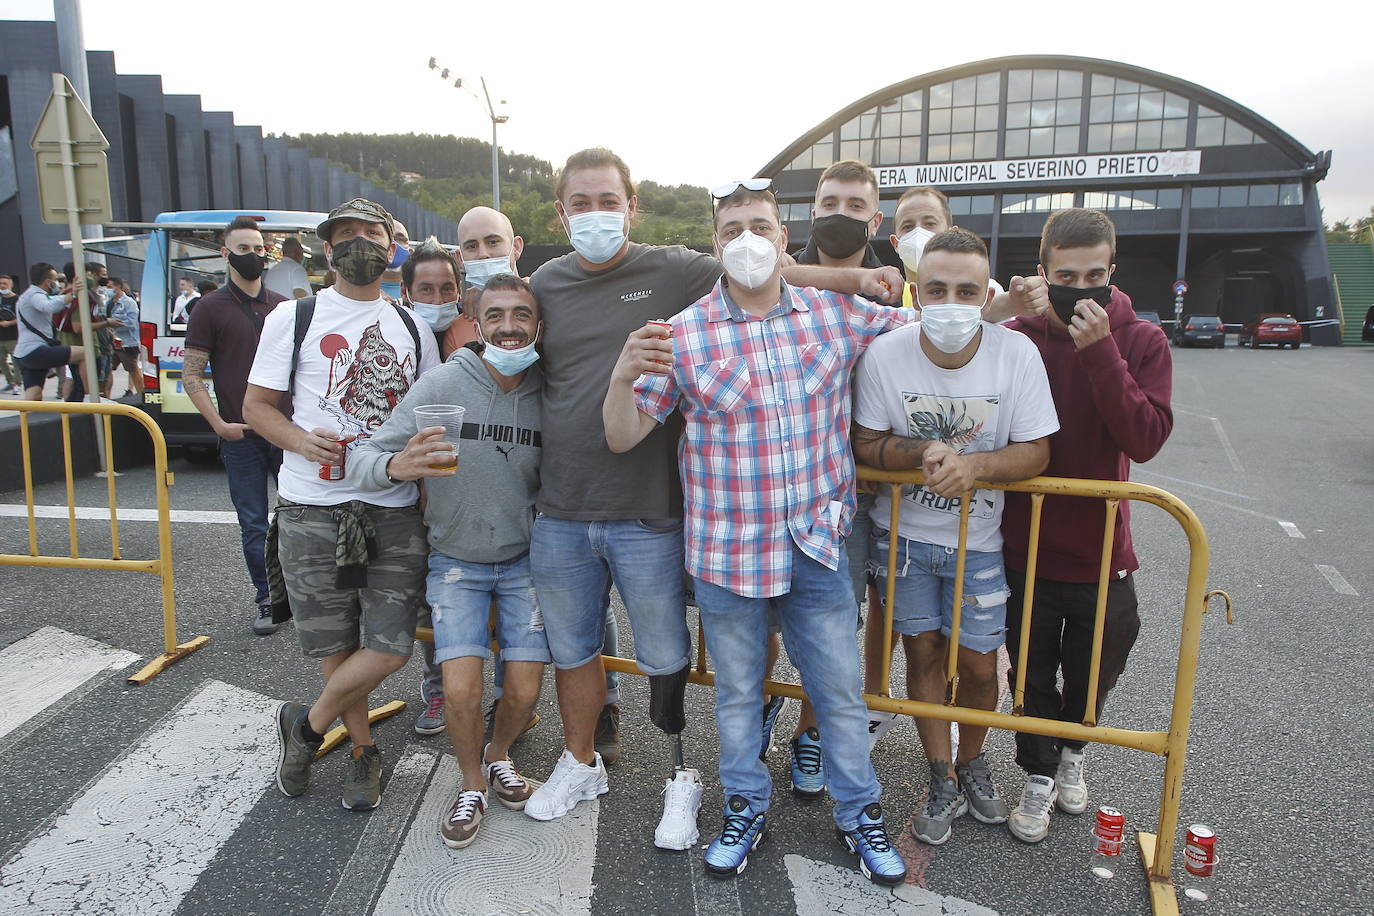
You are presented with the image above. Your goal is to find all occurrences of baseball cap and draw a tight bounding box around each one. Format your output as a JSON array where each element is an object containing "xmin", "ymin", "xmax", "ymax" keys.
[{"xmin": 316, "ymin": 198, "xmax": 395, "ymax": 242}]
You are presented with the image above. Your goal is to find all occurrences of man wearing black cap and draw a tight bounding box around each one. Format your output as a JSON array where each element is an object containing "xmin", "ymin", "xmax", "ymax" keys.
[{"xmin": 243, "ymin": 198, "xmax": 440, "ymax": 812}]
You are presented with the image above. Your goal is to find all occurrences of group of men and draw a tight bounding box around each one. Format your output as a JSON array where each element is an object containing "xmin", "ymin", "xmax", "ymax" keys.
[{"xmin": 174, "ymin": 148, "xmax": 1171, "ymax": 885}]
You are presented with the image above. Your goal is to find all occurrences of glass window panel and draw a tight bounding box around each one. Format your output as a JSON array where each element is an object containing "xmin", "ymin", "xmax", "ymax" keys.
[
  {"xmin": 1192, "ymin": 186, "xmax": 1219, "ymax": 208},
  {"xmin": 1111, "ymin": 121, "xmax": 1137, "ymax": 151},
  {"xmin": 1249, "ymin": 184, "xmax": 1278, "ymax": 206},
  {"xmin": 976, "ymin": 104, "xmax": 999, "ymax": 131},
  {"xmin": 1053, "ymin": 192, "xmax": 1074, "ymax": 210},
  {"xmin": 903, "ymin": 111, "xmax": 924, "ymax": 135},
  {"xmin": 930, "ymin": 81, "xmax": 953, "ymax": 108},
  {"xmin": 1089, "ymin": 96, "xmax": 1114, "ymax": 123},
  {"xmin": 840, "ymin": 117, "xmax": 862, "ymax": 140},
  {"xmin": 1058, "ymin": 70, "xmax": 1083, "ymax": 98},
  {"xmin": 927, "ymin": 134, "xmax": 951, "ymax": 161},
  {"xmin": 879, "ymin": 137, "xmax": 901, "ymax": 165},
  {"xmin": 1138, "ymin": 91, "xmax": 1164, "ymax": 120},
  {"xmin": 1278, "ymin": 183, "xmax": 1303, "ymax": 205},
  {"xmin": 812, "ymin": 139, "xmax": 834, "ymax": 169},
  {"xmin": 952, "ymin": 106, "xmax": 976, "ymax": 132},
  {"xmin": 1198, "ymin": 105, "xmax": 1218, "ymax": 119},
  {"xmin": 1157, "ymin": 188, "xmax": 1182, "ymax": 209},
  {"xmin": 977, "ymin": 72, "xmax": 1000, "ymax": 103},
  {"xmin": 860, "ymin": 114, "xmax": 877, "ymax": 135},
  {"xmin": 1029, "ymin": 127, "xmax": 1055, "ymax": 156},
  {"xmin": 1162, "ymin": 119, "xmax": 1187, "ymax": 148},
  {"xmin": 881, "ymin": 112, "xmax": 901, "ymax": 137},
  {"xmin": 902, "ymin": 91, "xmax": 923, "ymax": 110},
  {"xmin": 1056, "ymin": 99, "xmax": 1080, "ymax": 125},
  {"xmin": 1091, "ymin": 74, "xmax": 1114, "ymax": 96},
  {"xmin": 1054, "ymin": 126, "xmax": 1079, "ymax": 154},
  {"xmin": 1087, "ymin": 124, "xmax": 1112, "ymax": 153},
  {"xmin": 1196, "ymin": 117, "xmax": 1224, "ymax": 146},
  {"xmin": 974, "ymin": 131, "xmax": 998, "ymax": 159},
  {"xmin": 954, "ymin": 77, "xmax": 977, "ymax": 106},
  {"xmin": 840, "ymin": 139, "xmax": 862, "ymax": 160},
  {"xmin": 1134, "ymin": 189, "xmax": 1157, "ymax": 210},
  {"xmin": 1113, "ymin": 94, "xmax": 1139, "ymax": 121},
  {"xmin": 1224, "ymin": 120, "xmax": 1254, "ymax": 145},
  {"xmin": 949, "ymin": 133, "xmax": 975, "ymax": 160},
  {"xmin": 1084, "ymin": 191, "xmax": 1108, "ymax": 208},
  {"xmin": 789, "ymin": 149, "xmax": 812, "ymax": 170},
  {"xmin": 928, "ymin": 108, "xmax": 952, "ymax": 133},
  {"xmin": 1164, "ymin": 93, "xmax": 1189, "ymax": 118},
  {"xmin": 1031, "ymin": 100, "xmax": 1057, "ymax": 127},
  {"xmin": 1006, "ymin": 102, "xmax": 1030, "ymax": 130},
  {"xmin": 1219, "ymin": 185, "xmax": 1248, "ymax": 207},
  {"xmin": 1008, "ymin": 70, "xmax": 1032, "ymax": 102},
  {"xmin": 1115, "ymin": 79, "xmax": 1139, "ymax": 94},
  {"xmin": 1032, "ymin": 69, "xmax": 1058, "ymax": 99},
  {"xmin": 1136, "ymin": 119, "xmax": 1162, "ymax": 150},
  {"xmin": 948, "ymin": 196, "xmax": 972, "ymax": 216},
  {"xmin": 970, "ymin": 195, "xmax": 994, "ymax": 214},
  {"xmin": 1004, "ymin": 129, "xmax": 1030, "ymax": 158},
  {"xmin": 900, "ymin": 137, "xmax": 921, "ymax": 161}
]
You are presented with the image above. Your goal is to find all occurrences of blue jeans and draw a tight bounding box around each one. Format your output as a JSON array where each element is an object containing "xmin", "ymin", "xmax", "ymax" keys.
[
  {"xmin": 220, "ymin": 435, "xmax": 282, "ymax": 603},
  {"xmin": 693, "ymin": 542, "xmax": 881, "ymax": 830},
  {"xmin": 870, "ymin": 530, "xmax": 1010, "ymax": 654},
  {"xmin": 426, "ymin": 552, "xmax": 551, "ymax": 665},
  {"xmin": 530, "ymin": 515, "xmax": 690, "ymax": 676}
]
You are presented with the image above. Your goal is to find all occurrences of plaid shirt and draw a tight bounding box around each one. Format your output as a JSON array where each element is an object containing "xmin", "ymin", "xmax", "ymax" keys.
[{"xmin": 636, "ymin": 279, "xmax": 914, "ymax": 598}]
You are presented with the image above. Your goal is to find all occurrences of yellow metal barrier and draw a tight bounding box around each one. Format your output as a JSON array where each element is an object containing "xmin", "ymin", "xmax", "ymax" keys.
[{"xmin": 0, "ymin": 401, "xmax": 208, "ymax": 682}]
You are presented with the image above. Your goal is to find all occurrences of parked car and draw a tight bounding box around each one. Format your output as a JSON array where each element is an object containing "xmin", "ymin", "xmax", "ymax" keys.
[
  {"xmin": 1239, "ymin": 313, "xmax": 1302, "ymax": 349},
  {"xmin": 1363, "ymin": 305, "xmax": 1374, "ymax": 343},
  {"xmin": 1136, "ymin": 310, "xmax": 1163, "ymax": 327},
  {"xmin": 1174, "ymin": 314, "xmax": 1226, "ymax": 348}
]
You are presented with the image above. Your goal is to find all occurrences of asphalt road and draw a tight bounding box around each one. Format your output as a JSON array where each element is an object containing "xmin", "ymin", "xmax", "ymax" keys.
[{"xmin": 1, "ymin": 343, "xmax": 1370, "ymax": 915}]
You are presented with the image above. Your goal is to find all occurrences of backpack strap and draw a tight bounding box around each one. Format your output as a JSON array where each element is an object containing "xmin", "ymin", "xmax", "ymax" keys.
[
  {"xmin": 288, "ymin": 296, "xmax": 317, "ymax": 393},
  {"xmin": 389, "ymin": 302, "xmax": 424, "ymax": 373}
]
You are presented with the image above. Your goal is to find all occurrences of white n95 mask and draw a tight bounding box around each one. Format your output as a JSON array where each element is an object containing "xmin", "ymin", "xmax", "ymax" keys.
[
  {"xmin": 721, "ymin": 231, "xmax": 779, "ymax": 290},
  {"xmin": 896, "ymin": 226, "xmax": 936, "ymax": 274}
]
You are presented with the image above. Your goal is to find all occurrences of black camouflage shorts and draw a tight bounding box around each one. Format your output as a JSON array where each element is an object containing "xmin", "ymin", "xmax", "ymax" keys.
[{"xmin": 276, "ymin": 502, "xmax": 427, "ymax": 659}]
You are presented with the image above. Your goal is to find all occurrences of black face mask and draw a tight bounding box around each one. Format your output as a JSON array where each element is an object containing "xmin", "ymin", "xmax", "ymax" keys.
[
  {"xmin": 227, "ymin": 251, "xmax": 267, "ymax": 281},
  {"xmin": 810, "ymin": 213, "xmax": 871, "ymax": 260},
  {"xmin": 96, "ymin": 276, "xmax": 109, "ymax": 287},
  {"xmin": 1047, "ymin": 283, "xmax": 1112, "ymax": 325}
]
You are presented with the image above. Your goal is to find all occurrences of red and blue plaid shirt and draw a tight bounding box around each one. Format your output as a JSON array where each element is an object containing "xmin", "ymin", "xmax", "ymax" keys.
[{"xmin": 636, "ymin": 279, "xmax": 914, "ymax": 598}]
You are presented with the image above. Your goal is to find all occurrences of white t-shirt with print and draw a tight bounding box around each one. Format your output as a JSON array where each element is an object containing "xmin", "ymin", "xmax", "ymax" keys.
[
  {"xmin": 248, "ymin": 286, "xmax": 441, "ymax": 506},
  {"xmin": 853, "ymin": 321, "xmax": 1059, "ymax": 552}
]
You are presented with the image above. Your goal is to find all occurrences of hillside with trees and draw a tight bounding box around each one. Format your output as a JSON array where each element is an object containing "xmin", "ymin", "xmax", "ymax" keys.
[{"xmin": 277, "ymin": 132, "xmax": 714, "ymax": 245}]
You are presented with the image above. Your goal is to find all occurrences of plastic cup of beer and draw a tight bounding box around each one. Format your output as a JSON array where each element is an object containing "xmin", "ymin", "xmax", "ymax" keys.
[{"xmin": 412, "ymin": 405, "xmax": 465, "ymax": 471}]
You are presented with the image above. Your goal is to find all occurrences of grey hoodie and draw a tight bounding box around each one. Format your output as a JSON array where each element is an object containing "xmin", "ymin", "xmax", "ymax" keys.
[{"xmin": 350, "ymin": 347, "xmax": 541, "ymax": 564}]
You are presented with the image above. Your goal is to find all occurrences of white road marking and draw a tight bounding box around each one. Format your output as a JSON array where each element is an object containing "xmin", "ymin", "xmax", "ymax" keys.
[
  {"xmin": 0, "ymin": 679, "xmax": 279, "ymax": 915},
  {"xmin": 373, "ymin": 753, "xmax": 598, "ymax": 915},
  {"xmin": 1315, "ymin": 565, "xmax": 1359, "ymax": 597},
  {"xmin": 1135, "ymin": 483, "xmax": 1302, "ymax": 538},
  {"xmin": 1173, "ymin": 408, "xmax": 1244, "ymax": 473},
  {"xmin": 0, "ymin": 627, "xmax": 137, "ymax": 743},
  {"xmin": 786, "ymin": 853, "xmax": 998, "ymax": 915},
  {"xmin": 688, "ymin": 845, "xmax": 743, "ymax": 916},
  {"xmin": 1130, "ymin": 467, "xmax": 1258, "ymax": 501},
  {"xmin": 1278, "ymin": 521, "xmax": 1306, "ymax": 539},
  {"xmin": 0, "ymin": 504, "xmax": 240, "ymax": 524},
  {"xmin": 324, "ymin": 747, "xmax": 439, "ymax": 916}
]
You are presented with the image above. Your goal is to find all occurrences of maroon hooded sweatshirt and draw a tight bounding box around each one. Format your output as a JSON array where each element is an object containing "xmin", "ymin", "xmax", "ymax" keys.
[{"xmin": 1001, "ymin": 287, "xmax": 1173, "ymax": 582}]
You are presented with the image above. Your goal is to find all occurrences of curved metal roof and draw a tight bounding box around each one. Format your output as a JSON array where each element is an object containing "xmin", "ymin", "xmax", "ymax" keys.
[{"xmin": 758, "ymin": 55, "xmax": 1320, "ymax": 177}]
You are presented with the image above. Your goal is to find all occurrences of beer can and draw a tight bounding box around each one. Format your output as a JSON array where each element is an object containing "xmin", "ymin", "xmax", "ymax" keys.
[
  {"xmin": 1184, "ymin": 824, "xmax": 1216, "ymax": 877},
  {"xmin": 1092, "ymin": 807, "xmax": 1125, "ymax": 857},
  {"xmin": 319, "ymin": 434, "xmax": 347, "ymax": 481}
]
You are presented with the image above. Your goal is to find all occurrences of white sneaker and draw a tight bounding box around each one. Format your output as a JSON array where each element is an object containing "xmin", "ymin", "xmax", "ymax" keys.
[
  {"xmin": 654, "ymin": 767, "xmax": 703, "ymax": 850},
  {"xmin": 1055, "ymin": 747, "xmax": 1088, "ymax": 814},
  {"xmin": 866, "ymin": 711, "xmax": 901, "ymax": 751},
  {"xmin": 525, "ymin": 749, "xmax": 608, "ymax": 821},
  {"xmin": 1008, "ymin": 774, "xmax": 1057, "ymax": 843}
]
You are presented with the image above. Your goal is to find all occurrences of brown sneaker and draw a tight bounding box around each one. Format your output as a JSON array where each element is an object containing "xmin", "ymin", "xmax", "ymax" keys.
[
  {"xmin": 441, "ymin": 789, "xmax": 487, "ymax": 849},
  {"xmin": 595, "ymin": 702, "xmax": 622, "ymax": 766},
  {"xmin": 482, "ymin": 745, "xmax": 535, "ymax": 810}
]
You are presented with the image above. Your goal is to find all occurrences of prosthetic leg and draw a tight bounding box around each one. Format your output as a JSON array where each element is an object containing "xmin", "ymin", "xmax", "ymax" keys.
[
  {"xmin": 649, "ymin": 666, "xmax": 690, "ymax": 769},
  {"xmin": 648, "ymin": 665, "xmax": 701, "ymax": 850}
]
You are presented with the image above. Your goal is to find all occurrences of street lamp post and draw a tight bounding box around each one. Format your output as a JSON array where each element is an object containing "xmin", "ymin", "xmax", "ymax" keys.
[{"xmin": 428, "ymin": 58, "xmax": 509, "ymax": 210}]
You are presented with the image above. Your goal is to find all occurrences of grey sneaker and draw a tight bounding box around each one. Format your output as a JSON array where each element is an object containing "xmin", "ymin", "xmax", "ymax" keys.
[
  {"xmin": 342, "ymin": 745, "xmax": 383, "ymax": 811},
  {"xmin": 911, "ymin": 771, "xmax": 968, "ymax": 845},
  {"xmin": 956, "ymin": 754, "xmax": 1010, "ymax": 824},
  {"xmin": 594, "ymin": 703, "xmax": 621, "ymax": 766},
  {"xmin": 253, "ymin": 601, "xmax": 279, "ymax": 636},
  {"xmin": 1054, "ymin": 747, "xmax": 1088, "ymax": 814},
  {"xmin": 275, "ymin": 702, "xmax": 321, "ymax": 797},
  {"xmin": 414, "ymin": 689, "xmax": 446, "ymax": 736}
]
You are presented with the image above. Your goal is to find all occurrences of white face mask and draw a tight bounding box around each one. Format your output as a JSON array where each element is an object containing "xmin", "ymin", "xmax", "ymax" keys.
[
  {"xmin": 413, "ymin": 299, "xmax": 460, "ymax": 332},
  {"xmin": 918, "ymin": 301, "xmax": 984, "ymax": 354},
  {"xmin": 462, "ymin": 255, "xmax": 513, "ymax": 290},
  {"xmin": 565, "ymin": 210, "xmax": 628, "ymax": 264},
  {"xmin": 896, "ymin": 226, "xmax": 936, "ymax": 274},
  {"xmin": 720, "ymin": 230, "xmax": 779, "ymax": 290}
]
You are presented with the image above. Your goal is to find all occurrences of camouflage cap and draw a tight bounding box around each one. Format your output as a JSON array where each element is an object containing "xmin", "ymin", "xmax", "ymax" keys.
[{"xmin": 316, "ymin": 198, "xmax": 395, "ymax": 242}]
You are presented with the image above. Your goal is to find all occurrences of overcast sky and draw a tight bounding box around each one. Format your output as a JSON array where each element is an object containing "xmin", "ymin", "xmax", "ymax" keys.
[{"xmin": 11, "ymin": 0, "xmax": 1374, "ymax": 222}]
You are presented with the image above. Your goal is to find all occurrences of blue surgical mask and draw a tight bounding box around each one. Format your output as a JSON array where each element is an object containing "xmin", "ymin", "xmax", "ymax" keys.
[
  {"xmin": 413, "ymin": 299, "xmax": 460, "ymax": 332},
  {"xmin": 462, "ymin": 256, "xmax": 513, "ymax": 290},
  {"xmin": 479, "ymin": 324, "xmax": 542, "ymax": 376},
  {"xmin": 388, "ymin": 245, "xmax": 409, "ymax": 270},
  {"xmin": 380, "ymin": 280, "xmax": 402, "ymax": 300},
  {"xmin": 564, "ymin": 210, "xmax": 627, "ymax": 264}
]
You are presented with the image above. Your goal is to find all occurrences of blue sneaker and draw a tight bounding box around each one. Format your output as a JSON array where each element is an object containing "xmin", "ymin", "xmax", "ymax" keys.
[
  {"xmin": 789, "ymin": 727, "xmax": 826, "ymax": 798},
  {"xmin": 759, "ymin": 695, "xmax": 790, "ymax": 760},
  {"xmin": 703, "ymin": 795, "xmax": 768, "ymax": 878},
  {"xmin": 838, "ymin": 803, "xmax": 908, "ymax": 886}
]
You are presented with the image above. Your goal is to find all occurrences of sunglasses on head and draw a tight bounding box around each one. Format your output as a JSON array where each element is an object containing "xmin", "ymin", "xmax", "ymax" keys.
[{"xmin": 711, "ymin": 178, "xmax": 773, "ymax": 200}]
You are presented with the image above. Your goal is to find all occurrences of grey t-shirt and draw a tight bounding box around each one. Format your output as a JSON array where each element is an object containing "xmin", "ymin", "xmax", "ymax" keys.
[{"xmin": 532, "ymin": 242, "xmax": 721, "ymax": 520}]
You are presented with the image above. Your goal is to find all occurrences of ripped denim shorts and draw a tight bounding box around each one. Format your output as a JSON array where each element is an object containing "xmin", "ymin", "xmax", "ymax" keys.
[
  {"xmin": 869, "ymin": 528, "xmax": 1010, "ymax": 653},
  {"xmin": 426, "ymin": 551, "xmax": 551, "ymax": 665}
]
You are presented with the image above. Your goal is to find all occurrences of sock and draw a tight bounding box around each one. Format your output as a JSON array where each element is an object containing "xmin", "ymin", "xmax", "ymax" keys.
[{"xmin": 297, "ymin": 710, "xmax": 325, "ymax": 744}]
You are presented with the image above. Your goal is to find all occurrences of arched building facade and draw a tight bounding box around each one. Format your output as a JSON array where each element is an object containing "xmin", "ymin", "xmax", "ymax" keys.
[{"xmin": 760, "ymin": 55, "xmax": 1334, "ymax": 338}]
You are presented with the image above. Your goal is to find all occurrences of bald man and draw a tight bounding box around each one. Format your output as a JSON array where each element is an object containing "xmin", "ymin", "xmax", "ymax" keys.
[
  {"xmin": 380, "ymin": 219, "xmax": 411, "ymax": 301},
  {"xmin": 442, "ymin": 207, "xmax": 526, "ymax": 356},
  {"xmin": 265, "ymin": 237, "xmax": 312, "ymax": 300}
]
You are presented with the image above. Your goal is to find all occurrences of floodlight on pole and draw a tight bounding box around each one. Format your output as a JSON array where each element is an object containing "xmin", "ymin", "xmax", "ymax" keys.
[{"xmin": 427, "ymin": 57, "xmax": 509, "ymax": 210}]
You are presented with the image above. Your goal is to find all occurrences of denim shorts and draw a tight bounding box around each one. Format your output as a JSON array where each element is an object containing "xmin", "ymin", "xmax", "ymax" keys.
[
  {"xmin": 426, "ymin": 551, "xmax": 550, "ymax": 665},
  {"xmin": 870, "ymin": 527, "xmax": 1010, "ymax": 653}
]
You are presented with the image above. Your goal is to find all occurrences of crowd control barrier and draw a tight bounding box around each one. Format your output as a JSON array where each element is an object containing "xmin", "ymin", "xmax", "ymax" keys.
[{"xmin": 0, "ymin": 401, "xmax": 208, "ymax": 683}]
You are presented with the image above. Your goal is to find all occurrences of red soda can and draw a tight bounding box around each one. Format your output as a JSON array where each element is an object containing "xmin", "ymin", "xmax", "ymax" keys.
[
  {"xmin": 1092, "ymin": 807, "xmax": 1125, "ymax": 857},
  {"xmin": 319, "ymin": 434, "xmax": 347, "ymax": 481},
  {"xmin": 1184, "ymin": 824, "xmax": 1217, "ymax": 878}
]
